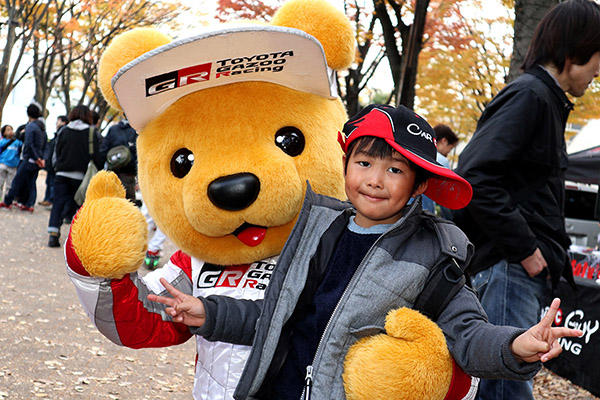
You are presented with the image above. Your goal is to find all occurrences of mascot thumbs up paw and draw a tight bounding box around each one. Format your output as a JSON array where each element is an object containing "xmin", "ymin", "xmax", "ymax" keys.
[{"xmin": 70, "ymin": 171, "xmax": 148, "ymax": 278}]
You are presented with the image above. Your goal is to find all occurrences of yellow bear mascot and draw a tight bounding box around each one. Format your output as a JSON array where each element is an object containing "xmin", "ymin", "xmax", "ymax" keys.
[{"xmin": 66, "ymin": 0, "xmax": 352, "ymax": 398}]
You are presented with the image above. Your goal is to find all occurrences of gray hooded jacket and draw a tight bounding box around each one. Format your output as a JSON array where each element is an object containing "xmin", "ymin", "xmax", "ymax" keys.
[{"xmin": 193, "ymin": 186, "xmax": 541, "ymax": 399}]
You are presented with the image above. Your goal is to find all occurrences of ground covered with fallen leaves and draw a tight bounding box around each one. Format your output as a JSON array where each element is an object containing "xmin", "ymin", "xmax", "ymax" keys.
[
  {"xmin": 0, "ymin": 174, "xmax": 597, "ymax": 399},
  {"xmin": 0, "ymin": 176, "xmax": 194, "ymax": 399},
  {"xmin": 534, "ymin": 368, "xmax": 598, "ymax": 399}
]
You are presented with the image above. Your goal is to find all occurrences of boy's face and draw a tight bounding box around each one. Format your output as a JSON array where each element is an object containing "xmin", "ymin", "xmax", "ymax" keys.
[{"xmin": 344, "ymin": 146, "xmax": 427, "ymax": 228}]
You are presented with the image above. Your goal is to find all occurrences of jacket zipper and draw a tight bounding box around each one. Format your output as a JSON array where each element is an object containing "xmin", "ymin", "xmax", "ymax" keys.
[
  {"xmin": 299, "ymin": 199, "xmax": 420, "ymax": 399},
  {"xmin": 303, "ymin": 365, "xmax": 313, "ymax": 400}
]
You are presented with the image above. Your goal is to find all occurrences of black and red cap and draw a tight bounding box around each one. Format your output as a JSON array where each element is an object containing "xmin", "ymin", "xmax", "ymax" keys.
[{"xmin": 337, "ymin": 104, "xmax": 472, "ymax": 210}]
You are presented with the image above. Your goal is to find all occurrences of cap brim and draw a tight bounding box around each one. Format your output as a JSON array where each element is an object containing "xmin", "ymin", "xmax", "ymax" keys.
[
  {"xmin": 385, "ymin": 139, "xmax": 472, "ymax": 210},
  {"xmin": 112, "ymin": 26, "xmax": 336, "ymax": 132}
]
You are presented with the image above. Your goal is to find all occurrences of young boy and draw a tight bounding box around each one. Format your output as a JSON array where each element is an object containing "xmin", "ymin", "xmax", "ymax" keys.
[{"xmin": 149, "ymin": 105, "xmax": 581, "ymax": 400}]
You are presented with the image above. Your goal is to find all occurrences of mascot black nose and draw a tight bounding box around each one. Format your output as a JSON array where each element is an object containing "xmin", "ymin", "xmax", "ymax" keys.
[{"xmin": 207, "ymin": 173, "xmax": 261, "ymax": 211}]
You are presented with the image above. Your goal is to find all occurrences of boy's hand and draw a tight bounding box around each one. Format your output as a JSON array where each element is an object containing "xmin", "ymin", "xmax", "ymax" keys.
[
  {"xmin": 511, "ymin": 298, "xmax": 582, "ymax": 363},
  {"xmin": 147, "ymin": 278, "xmax": 206, "ymax": 327}
]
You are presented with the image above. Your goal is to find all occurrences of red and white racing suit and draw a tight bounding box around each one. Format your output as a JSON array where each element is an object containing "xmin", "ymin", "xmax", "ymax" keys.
[{"xmin": 65, "ymin": 234, "xmax": 276, "ymax": 400}]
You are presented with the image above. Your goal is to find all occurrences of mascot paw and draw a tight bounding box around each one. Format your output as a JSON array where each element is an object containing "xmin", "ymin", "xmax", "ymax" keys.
[
  {"xmin": 343, "ymin": 307, "xmax": 453, "ymax": 400},
  {"xmin": 70, "ymin": 171, "xmax": 148, "ymax": 279}
]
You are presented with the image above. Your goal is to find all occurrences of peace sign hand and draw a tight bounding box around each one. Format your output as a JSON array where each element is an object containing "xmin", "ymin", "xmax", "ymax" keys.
[
  {"xmin": 147, "ymin": 278, "xmax": 206, "ymax": 327},
  {"xmin": 511, "ymin": 298, "xmax": 583, "ymax": 363}
]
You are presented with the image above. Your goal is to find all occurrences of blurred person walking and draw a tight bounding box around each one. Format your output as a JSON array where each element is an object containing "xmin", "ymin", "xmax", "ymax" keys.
[
  {"xmin": 141, "ymin": 201, "xmax": 167, "ymax": 270},
  {"xmin": 453, "ymin": 1, "xmax": 600, "ymax": 399},
  {"xmin": 421, "ymin": 124, "xmax": 459, "ymax": 219},
  {"xmin": 91, "ymin": 110, "xmax": 103, "ymax": 145},
  {"xmin": 39, "ymin": 115, "xmax": 68, "ymax": 207},
  {"xmin": 47, "ymin": 106, "xmax": 103, "ymax": 248},
  {"xmin": 100, "ymin": 119, "xmax": 138, "ymax": 202},
  {"xmin": 0, "ymin": 103, "xmax": 47, "ymax": 212},
  {"xmin": 0, "ymin": 125, "xmax": 23, "ymax": 199}
]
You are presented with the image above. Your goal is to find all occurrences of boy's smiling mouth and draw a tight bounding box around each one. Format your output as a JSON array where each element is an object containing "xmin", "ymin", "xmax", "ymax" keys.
[
  {"xmin": 360, "ymin": 192, "xmax": 386, "ymax": 201},
  {"xmin": 232, "ymin": 223, "xmax": 267, "ymax": 247}
]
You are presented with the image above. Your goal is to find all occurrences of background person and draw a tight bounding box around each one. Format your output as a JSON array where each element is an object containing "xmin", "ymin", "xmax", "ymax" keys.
[
  {"xmin": 453, "ymin": 1, "xmax": 600, "ymax": 399},
  {"xmin": 99, "ymin": 118, "xmax": 138, "ymax": 202},
  {"xmin": 0, "ymin": 103, "xmax": 46, "ymax": 212},
  {"xmin": 39, "ymin": 115, "xmax": 68, "ymax": 207},
  {"xmin": 421, "ymin": 124, "xmax": 459, "ymax": 218},
  {"xmin": 47, "ymin": 105, "xmax": 103, "ymax": 247},
  {"xmin": 141, "ymin": 201, "xmax": 167, "ymax": 269},
  {"xmin": 91, "ymin": 110, "xmax": 103, "ymax": 146},
  {"xmin": 0, "ymin": 125, "xmax": 23, "ymax": 199},
  {"xmin": 433, "ymin": 124, "xmax": 459, "ymax": 167}
]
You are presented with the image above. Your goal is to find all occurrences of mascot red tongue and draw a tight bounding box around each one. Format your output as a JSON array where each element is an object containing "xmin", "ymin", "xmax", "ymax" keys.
[{"xmin": 236, "ymin": 225, "xmax": 266, "ymax": 247}]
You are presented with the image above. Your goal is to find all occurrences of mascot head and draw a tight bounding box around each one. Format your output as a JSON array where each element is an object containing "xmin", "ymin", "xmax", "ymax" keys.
[{"xmin": 97, "ymin": 0, "xmax": 354, "ymax": 265}]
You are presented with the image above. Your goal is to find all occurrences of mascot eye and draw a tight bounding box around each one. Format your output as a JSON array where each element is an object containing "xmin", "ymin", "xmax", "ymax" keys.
[
  {"xmin": 170, "ymin": 148, "xmax": 195, "ymax": 178},
  {"xmin": 275, "ymin": 126, "xmax": 305, "ymax": 157}
]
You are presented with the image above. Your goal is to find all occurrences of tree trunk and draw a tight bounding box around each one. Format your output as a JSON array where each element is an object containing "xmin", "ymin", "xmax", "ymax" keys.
[
  {"xmin": 373, "ymin": 0, "xmax": 405, "ymax": 99},
  {"xmin": 396, "ymin": 0, "xmax": 429, "ymax": 109},
  {"xmin": 507, "ymin": 0, "xmax": 558, "ymax": 83},
  {"xmin": 0, "ymin": 12, "xmax": 18, "ymax": 124},
  {"xmin": 374, "ymin": 0, "xmax": 429, "ymax": 109},
  {"xmin": 0, "ymin": 1, "xmax": 46, "ymax": 122}
]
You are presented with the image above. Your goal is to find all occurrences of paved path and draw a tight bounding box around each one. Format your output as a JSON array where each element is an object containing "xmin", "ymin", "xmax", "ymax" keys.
[{"xmin": 0, "ymin": 173, "xmax": 194, "ymax": 399}]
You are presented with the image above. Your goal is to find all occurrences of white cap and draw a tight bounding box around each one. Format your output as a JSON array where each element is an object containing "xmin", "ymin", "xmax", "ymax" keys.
[{"xmin": 111, "ymin": 25, "xmax": 337, "ymax": 132}]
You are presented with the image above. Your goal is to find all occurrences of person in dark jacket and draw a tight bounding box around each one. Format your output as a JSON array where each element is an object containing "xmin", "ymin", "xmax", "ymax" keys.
[
  {"xmin": 0, "ymin": 103, "xmax": 47, "ymax": 212},
  {"xmin": 99, "ymin": 119, "xmax": 138, "ymax": 202},
  {"xmin": 47, "ymin": 105, "xmax": 103, "ymax": 247},
  {"xmin": 453, "ymin": 1, "xmax": 600, "ymax": 399},
  {"xmin": 14, "ymin": 124, "xmax": 26, "ymax": 142},
  {"xmin": 39, "ymin": 115, "xmax": 68, "ymax": 207}
]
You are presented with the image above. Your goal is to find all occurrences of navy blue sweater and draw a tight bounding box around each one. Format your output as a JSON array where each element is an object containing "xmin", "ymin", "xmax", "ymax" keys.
[{"xmin": 270, "ymin": 219, "xmax": 387, "ymax": 399}]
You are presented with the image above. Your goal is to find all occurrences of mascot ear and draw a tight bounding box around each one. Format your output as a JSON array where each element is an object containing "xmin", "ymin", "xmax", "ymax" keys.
[
  {"xmin": 271, "ymin": 0, "xmax": 355, "ymax": 70},
  {"xmin": 98, "ymin": 27, "xmax": 172, "ymax": 111}
]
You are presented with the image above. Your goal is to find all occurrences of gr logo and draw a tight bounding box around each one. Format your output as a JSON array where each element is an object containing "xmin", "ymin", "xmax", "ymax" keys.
[
  {"xmin": 145, "ymin": 62, "xmax": 212, "ymax": 96},
  {"xmin": 196, "ymin": 263, "xmax": 250, "ymax": 289}
]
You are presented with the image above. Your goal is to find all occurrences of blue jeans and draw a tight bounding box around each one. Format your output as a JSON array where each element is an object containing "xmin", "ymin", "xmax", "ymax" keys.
[
  {"xmin": 472, "ymin": 260, "xmax": 548, "ymax": 400},
  {"xmin": 44, "ymin": 170, "xmax": 55, "ymax": 202},
  {"xmin": 48, "ymin": 175, "xmax": 81, "ymax": 234},
  {"xmin": 4, "ymin": 161, "xmax": 40, "ymax": 207}
]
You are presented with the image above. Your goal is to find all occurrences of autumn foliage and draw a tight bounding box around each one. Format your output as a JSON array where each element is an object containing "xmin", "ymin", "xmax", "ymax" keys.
[
  {"xmin": 415, "ymin": 0, "xmax": 512, "ymax": 140},
  {"xmin": 215, "ymin": 0, "xmax": 278, "ymax": 22}
]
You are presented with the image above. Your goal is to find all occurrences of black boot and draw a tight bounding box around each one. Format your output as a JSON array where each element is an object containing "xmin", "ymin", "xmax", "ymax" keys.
[{"xmin": 48, "ymin": 233, "xmax": 60, "ymax": 248}]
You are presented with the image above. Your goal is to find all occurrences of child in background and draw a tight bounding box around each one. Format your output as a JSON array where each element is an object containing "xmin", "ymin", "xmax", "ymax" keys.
[
  {"xmin": 0, "ymin": 125, "xmax": 23, "ymax": 199},
  {"xmin": 149, "ymin": 105, "xmax": 582, "ymax": 400},
  {"xmin": 140, "ymin": 200, "xmax": 167, "ymax": 269}
]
